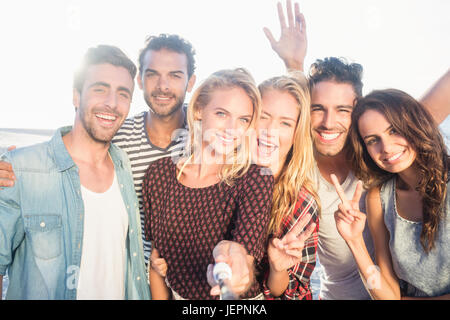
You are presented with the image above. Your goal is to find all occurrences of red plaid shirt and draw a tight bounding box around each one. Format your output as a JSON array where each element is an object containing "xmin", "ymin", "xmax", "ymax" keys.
[{"xmin": 260, "ymin": 188, "xmax": 319, "ymax": 300}]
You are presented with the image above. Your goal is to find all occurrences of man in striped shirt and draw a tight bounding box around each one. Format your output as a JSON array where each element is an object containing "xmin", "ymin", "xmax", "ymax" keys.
[{"xmin": 112, "ymin": 34, "xmax": 196, "ymax": 266}]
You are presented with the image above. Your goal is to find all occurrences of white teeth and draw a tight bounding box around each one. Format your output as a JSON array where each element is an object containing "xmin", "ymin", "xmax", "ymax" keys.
[
  {"xmin": 387, "ymin": 151, "xmax": 403, "ymax": 162},
  {"xmin": 155, "ymin": 96, "xmax": 170, "ymax": 100},
  {"xmin": 259, "ymin": 140, "xmax": 277, "ymax": 148},
  {"xmin": 320, "ymin": 132, "xmax": 340, "ymax": 140},
  {"xmin": 258, "ymin": 140, "xmax": 277, "ymax": 157},
  {"xmin": 96, "ymin": 114, "xmax": 116, "ymax": 121},
  {"xmin": 218, "ymin": 135, "xmax": 233, "ymax": 143}
]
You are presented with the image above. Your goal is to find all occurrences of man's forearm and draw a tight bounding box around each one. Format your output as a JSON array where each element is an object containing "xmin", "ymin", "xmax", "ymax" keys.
[{"xmin": 420, "ymin": 69, "xmax": 450, "ymax": 125}]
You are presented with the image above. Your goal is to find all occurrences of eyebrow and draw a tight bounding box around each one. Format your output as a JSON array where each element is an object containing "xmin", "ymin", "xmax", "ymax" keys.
[
  {"xmin": 337, "ymin": 105, "xmax": 354, "ymax": 109},
  {"xmin": 311, "ymin": 104, "xmax": 353, "ymax": 109},
  {"xmin": 280, "ymin": 116, "xmax": 297, "ymax": 122},
  {"xmin": 88, "ymin": 81, "xmax": 110, "ymax": 89},
  {"xmin": 262, "ymin": 110, "xmax": 296, "ymax": 122},
  {"xmin": 215, "ymin": 107, "xmax": 252, "ymax": 118},
  {"xmin": 88, "ymin": 81, "xmax": 132, "ymax": 96},
  {"xmin": 144, "ymin": 68, "xmax": 186, "ymax": 75},
  {"xmin": 362, "ymin": 125, "xmax": 393, "ymax": 140}
]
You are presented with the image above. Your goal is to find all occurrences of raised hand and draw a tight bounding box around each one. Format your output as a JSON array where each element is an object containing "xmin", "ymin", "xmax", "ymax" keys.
[
  {"xmin": 150, "ymin": 248, "xmax": 168, "ymax": 277},
  {"xmin": 268, "ymin": 212, "xmax": 316, "ymax": 272},
  {"xmin": 263, "ymin": 0, "xmax": 307, "ymax": 71},
  {"xmin": 331, "ymin": 174, "xmax": 367, "ymax": 242}
]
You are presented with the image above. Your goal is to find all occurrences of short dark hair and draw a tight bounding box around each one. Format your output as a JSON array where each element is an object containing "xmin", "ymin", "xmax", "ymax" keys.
[
  {"xmin": 73, "ymin": 45, "xmax": 137, "ymax": 93},
  {"xmin": 138, "ymin": 34, "xmax": 196, "ymax": 78},
  {"xmin": 308, "ymin": 57, "xmax": 363, "ymax": 97}
]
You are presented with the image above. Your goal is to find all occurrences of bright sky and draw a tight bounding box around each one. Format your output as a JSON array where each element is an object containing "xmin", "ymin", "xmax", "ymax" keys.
[{"xmin": 0, "ymin": 0, "xmax": 449, "ymax": 129}]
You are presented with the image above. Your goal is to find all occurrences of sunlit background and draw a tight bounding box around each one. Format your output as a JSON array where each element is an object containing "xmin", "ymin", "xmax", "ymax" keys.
[
  {"xmin": 0, "ymin": 0, "xmax": 449, "ymax": 129},
  {"xmin": 1, "ymin": 0, "xmax": 450, "ymax": 299}
]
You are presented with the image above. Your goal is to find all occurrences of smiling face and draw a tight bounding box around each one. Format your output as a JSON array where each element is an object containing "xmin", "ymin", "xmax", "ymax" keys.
[
  {"xmin": 74, "ymin": 63, "xmax": 134, "ymax": 144},
  {"xmin": 138, "ymin": 48, "xmax": 195, "ymax": 118},
  {"xmin": 196, "ymin": 87, "xmax": 253, "ymax": 158},
  {"xmin": 257, "ymin": 89, "xmax": 299, "ymax": 174},
  {"xmin": 310, "ymin": 81, "xmax": 356, "ymax": 157},
  {"xmin": 358, "ymin": 109, "xmax": 416, "ymax": 173}
]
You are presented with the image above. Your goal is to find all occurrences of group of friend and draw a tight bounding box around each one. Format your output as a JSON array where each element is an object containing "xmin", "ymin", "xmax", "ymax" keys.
[{"xmin": 0, "ymin": 1, "xmax": 449, "ymax": 300}]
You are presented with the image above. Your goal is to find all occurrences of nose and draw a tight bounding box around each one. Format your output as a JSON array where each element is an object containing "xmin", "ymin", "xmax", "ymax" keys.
[
  {"xmin": 380, "ymin": 137, "xmax": 395, "ymax": 154},
  {"xmin": 322, "ymin": 109, "xmax": 336, "ymax": 129},
  {"xmin": 224, "ymin": 118, "xmax": 248, "ymax": 138},
  {"xmin": 105, "ymin": 90, "xmax": 118, "ymax": 109},
  {"xmin": 259, "ymin": 118, "xmax": 278, "ymax": 139},
  {"xmin": 156, "ymin": 75, "xmax": 169, "ymax": 92}
]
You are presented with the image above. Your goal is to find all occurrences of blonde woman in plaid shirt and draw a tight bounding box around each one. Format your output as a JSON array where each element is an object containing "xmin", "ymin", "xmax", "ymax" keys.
[{"xmin": 254, "ymin": 72, "xmax": 320, "ymax": 300}]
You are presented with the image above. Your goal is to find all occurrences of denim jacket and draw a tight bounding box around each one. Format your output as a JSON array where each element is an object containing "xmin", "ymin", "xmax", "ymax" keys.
[{"xmin": 0, "ymin": 126, "xmax": 150, "ymax": 300}]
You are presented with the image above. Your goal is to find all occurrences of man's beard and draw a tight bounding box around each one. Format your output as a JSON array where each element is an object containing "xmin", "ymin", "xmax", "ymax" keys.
[
  {"xmin": 145, "ymin": 90, "xmax": 185, "ymax": 118},
  {"xmin": 79, "ymin": 105, "xmax": 122, "ymax": 145},
  {"xmin": 313, "ymin": 136, "xmax": 348, "ymax": 158}
]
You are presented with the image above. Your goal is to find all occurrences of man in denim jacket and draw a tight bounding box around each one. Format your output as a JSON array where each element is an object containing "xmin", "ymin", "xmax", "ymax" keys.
[{"xmin": 0, "ymin": 45, "xmax": 150, "ymax": 300}]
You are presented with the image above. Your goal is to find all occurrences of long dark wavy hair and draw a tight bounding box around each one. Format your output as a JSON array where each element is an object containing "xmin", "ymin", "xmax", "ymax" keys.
[{"xmin": 349, "ymin": 89, "xmax": 449, "ymax": 253}]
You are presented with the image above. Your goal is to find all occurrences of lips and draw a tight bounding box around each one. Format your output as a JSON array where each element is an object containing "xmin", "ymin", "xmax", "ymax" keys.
[
  {"xmin": 95, "ymin": 112, "xmax": 119, "ymax": 127},
  {"xmin": 216, "ymin": 133, "xmax": 235, "ymax": 145},
  {"xmin": 383, "ymin": 150, "xmax": 405, "ymax": 164},
  {"xmin": 152, "ymin": 93, "xmax": 175, "ymax": 104},
  {"xmin": 257, "ymin": 138, "xmax": 278, "ymax": 156},
  {"xmin": 316, "ymin": 131, "xmax": 342, "ymax": 143}
]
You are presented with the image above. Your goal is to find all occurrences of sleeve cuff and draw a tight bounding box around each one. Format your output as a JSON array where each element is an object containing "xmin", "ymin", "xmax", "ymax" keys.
[{"xmin": 0, "ymin": 265, "xmax": 7, "ymax": 276}]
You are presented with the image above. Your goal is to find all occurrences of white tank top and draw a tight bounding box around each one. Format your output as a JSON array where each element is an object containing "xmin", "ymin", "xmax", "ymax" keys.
[{"xmin": 76, "ymin": 172, "xmax": 129, "ymax": 300}]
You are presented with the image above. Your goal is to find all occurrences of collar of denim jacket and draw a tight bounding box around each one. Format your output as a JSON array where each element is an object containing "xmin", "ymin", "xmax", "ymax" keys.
[
  {"xmin": 49, "ymin": 126, "xmax": 124, "ymax": 172},
  {"xmin": 49, "ymin": 126, "xmax": 76, "ymax": 172}
]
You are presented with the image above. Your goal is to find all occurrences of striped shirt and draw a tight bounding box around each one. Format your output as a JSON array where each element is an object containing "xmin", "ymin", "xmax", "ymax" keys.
[{"xmin": 112, "ymin": 110, "xmax": 188, "ymax": 265}]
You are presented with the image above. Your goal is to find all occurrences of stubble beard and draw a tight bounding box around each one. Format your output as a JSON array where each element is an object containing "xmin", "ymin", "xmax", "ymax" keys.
[
  {"xmin": 145, "ymin": 91, "xmax": 186, "ymax": 119},
  {"xmin": 79, "ymin": 105, "xmax": 122, "ymax": 145},
  {"xmin": 313, "ymin": 135, "xmax": 348, "ymax": 158}
]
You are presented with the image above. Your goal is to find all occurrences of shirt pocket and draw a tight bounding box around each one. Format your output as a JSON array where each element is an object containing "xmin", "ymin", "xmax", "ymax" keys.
[{"xmin": 24, "ymin": 214, "xmax": 62, "ymax": 260}]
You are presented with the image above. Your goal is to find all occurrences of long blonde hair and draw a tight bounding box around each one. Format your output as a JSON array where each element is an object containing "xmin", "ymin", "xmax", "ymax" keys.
[
  {"xmin": 259, "ymin": 72, "xmax": 320, "ymax": 236},
  {"xmin": 185, "ymin": 68, "xmax": 261, "ymax": 186}
]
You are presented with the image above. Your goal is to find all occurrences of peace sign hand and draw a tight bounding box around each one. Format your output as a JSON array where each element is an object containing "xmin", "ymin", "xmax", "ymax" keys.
[
  {"xmin": 263, "ymin": 0, "xmax": 307, "ymax": 71},
  {"xmin": 268, "ymin": 212, "xmax": 316, "ymax": 272},
  {"xmin": 331, "ymin": 174, "xmax": 366, "ymax": 243}
]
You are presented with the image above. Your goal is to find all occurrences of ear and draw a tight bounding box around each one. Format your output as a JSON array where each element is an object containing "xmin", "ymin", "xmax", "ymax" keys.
[
  {"xmin": 186, "ymin": 74, "xmax": 196, "ymax": 93},
  {"xmin": 73, "ymin": 88, "xmax": 80, "ymax": 111},
  {"xmin": 194, "ymin": 107, "xmax": 202, "ymax": 121},
  {"xmin": 137, "ymin": 73, "xmax": 144, "ymax": 90}
]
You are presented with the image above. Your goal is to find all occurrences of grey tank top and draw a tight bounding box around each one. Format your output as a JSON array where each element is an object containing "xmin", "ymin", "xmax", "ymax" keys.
[{"xmin": 380, "ymin": 178, "xmax": 450, "ymax": 297}]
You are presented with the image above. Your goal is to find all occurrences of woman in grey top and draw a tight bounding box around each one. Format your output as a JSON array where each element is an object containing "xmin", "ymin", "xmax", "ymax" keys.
[{"xmin": 332, "ymin": 89, "xmax": 450, "ymax": 299}]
